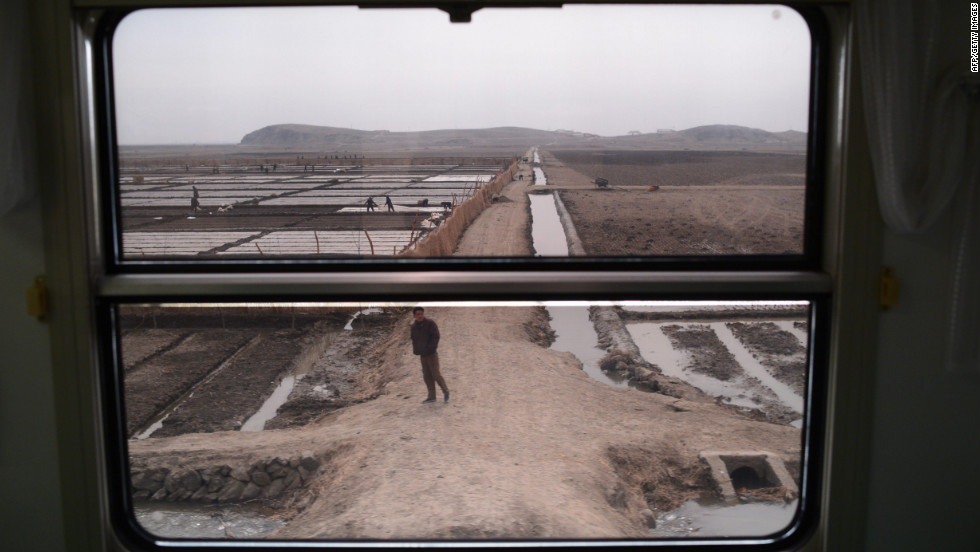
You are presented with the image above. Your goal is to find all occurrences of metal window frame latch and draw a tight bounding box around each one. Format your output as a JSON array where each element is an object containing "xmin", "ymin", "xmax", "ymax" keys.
[{"xmin": 26, "ymin": 275, "xmax": 48, "ymax": 322}]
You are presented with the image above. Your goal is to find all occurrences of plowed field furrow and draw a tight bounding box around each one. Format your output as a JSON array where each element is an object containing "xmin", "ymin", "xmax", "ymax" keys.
[
  {"xmin": 123, "ymin": 329, "xmax": 259, "ymax": 436},
  {"xmin": 120, "ymin": 329, "xmax": 193, "ymax": 373},
  {"xmin": 151, "ymin": 329, "xmax": 310, "ymax": 437}
]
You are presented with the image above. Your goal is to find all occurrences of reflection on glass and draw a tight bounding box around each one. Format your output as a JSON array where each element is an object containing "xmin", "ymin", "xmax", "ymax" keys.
[
  {"xmin": 112, "ymin": 5, "xmax": 811, "ymax": 260},
  {"xmin": 121, "ymin": 300, "xmax": 809, "ymax": 540}
]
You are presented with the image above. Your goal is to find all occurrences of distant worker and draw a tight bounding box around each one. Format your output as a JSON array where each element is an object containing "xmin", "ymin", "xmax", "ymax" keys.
[
  {"xmin": 385, "ymin": 195, "xmax": 394, "ymax": 212},
  {"xmin": 410, "ymin": 307, "xmax": 449, "ymax": 404},
  {"xmin": 191, "ymin": 186, "xmax": 200, "ymax": 212},
  {"xmin": 365, "ymin": 197, "xmax": 377, "ymax": 212}
]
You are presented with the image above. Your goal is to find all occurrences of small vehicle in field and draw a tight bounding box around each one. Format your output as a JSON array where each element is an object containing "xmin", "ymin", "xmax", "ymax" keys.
[{"xmin": 594, "ymin": 177, "xmax": 609, "ymax": 188}]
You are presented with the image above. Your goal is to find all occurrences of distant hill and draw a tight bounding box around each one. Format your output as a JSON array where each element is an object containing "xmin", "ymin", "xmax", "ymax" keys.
[
  {"xmin": 773, "ymin": 130, "xmax": 808, "ymax": 145},
  {"xmin": 240, "ymin": 123, "xmax": 807, "ymax": 152},
  {"xmin": 679, "ymin": 124, "xmax": 788, "ymax": 143},
  {"xmin": 240, "ymin": 124, "xmax": 587, "ymax": 150}
]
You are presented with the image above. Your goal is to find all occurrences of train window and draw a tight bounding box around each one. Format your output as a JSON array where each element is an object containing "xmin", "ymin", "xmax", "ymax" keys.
[
  {"xmin": 105, "ymin": 4, "xmax": 820, "ymax": 269},
  {"xmin": 92, "ymin": 2, "xmax": 830, "ymax": 550},
  {"xmin": 108, "ymin": 299, "xmax": 823, "ymax": 545}
]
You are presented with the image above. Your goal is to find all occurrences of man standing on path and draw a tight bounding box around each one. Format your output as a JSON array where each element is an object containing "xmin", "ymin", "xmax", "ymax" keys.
[{"xmin": 410, "ymin": 307, "xmax": 449, "ymax": 404}]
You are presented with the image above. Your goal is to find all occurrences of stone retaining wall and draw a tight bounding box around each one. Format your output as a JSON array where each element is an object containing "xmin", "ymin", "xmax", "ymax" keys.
[{"xmin": 130, "ymin": 452, "xmax": 320, "ymax": 504}]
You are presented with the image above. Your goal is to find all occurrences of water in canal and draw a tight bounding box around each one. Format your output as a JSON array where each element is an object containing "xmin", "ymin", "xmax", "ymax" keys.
[
  {"xmin": 529, "ymin": 193, "xmax": 566, "ymax": 256},
  {"xmin": 134, "ymin": 503, "xmax": 284, "ymax": 539},
  {"xmin": 652, "ymin": 499, "xmax": 798, "ymax": 538},
  {"xmin": 547, "ymin": 305, "xmax": 629, "ymax": 388},
  {"xmin": 529, "ymin": 192, "xmax": 625, "ymax": 388}
]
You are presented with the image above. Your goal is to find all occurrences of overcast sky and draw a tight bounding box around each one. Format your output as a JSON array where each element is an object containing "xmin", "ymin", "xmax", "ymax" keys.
[{"xmin": 112, "ymin": 4, "xmax": 811, "ymax": 145}]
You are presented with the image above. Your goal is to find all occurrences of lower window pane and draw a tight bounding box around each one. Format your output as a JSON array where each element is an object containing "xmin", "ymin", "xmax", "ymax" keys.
[{"xmin": 116, "ymin": 300, "xmax": 811, "ymax": 542}]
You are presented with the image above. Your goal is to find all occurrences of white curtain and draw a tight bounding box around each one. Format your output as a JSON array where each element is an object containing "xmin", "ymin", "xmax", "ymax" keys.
[
  {"xmin": 856, "ymin": 0, "xmax": 980, "ymax": 374},
  {"xmin": 0, "ymin": 0, "xmax": 36, "ymax": 218}
]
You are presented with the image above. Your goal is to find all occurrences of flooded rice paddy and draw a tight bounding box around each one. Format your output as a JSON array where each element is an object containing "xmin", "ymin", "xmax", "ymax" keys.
[
  {"xmin": 119, "ymin": 162, "xmax": 501, "ymax": 258},
  {"xmin": 626, "ymin": 319, "xmax": 805, "ymax": 423}
]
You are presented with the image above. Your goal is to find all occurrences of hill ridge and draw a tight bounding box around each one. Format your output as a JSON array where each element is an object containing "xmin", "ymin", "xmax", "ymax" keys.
[{"xmin": 240, "ymin": 123, "xmax": 807, "ymax": 151}]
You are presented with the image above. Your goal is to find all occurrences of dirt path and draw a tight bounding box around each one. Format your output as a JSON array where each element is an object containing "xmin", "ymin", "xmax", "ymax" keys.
[{"xmin": 455, "ymin": 163, "xmax": 533, "ymax": 256}]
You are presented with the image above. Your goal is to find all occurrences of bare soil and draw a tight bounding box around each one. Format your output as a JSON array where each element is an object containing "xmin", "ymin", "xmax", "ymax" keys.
[
  {"xmin": 547, "ymin": 149, "xmax": 806, "ymax": 188},
  {"xmin": 541, "ymin": 149, "xmax": 806, "ymax": 256}
]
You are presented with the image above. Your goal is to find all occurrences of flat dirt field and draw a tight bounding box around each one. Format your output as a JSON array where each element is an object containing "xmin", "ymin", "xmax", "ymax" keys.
[{"xmin": 542, "ymin": 149, "xmax": 806, "ymax": 256}]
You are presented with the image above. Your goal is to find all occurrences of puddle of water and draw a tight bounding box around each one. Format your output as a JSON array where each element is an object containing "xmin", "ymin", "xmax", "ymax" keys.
[
  {"xmin": 134, "ymin": 504, "xmax": 284, "ymax": 539},
  {"xmin": 653, "ymin": 499, "xmax": 798, "ymax": 538},
  {"xmin": 345, "ymin": 307, "xmax": 384, "ymax": 330},
  {"xmin": 529, "ymin": 193, "xmax": 567, "ymax": 256},
  {"xmin": 547, "ymin": 306, "xmax": 628, "ymax": 388},
  {"xmin": 241, "ymin": 375, "xmax": 297, "ymax": 432},
  {"xmin": 135, "ymin": 413, "xmax": 170, "ymax": 440},
  {"xmin": 532, "ymin": 167, "xmax": 548, "ymax": 186}
]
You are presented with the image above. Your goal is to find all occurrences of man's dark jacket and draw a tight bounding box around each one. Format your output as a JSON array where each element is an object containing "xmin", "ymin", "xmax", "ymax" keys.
[{"xmin": 411, "ymin": 318, "xmax": 440, "ymax": 356}]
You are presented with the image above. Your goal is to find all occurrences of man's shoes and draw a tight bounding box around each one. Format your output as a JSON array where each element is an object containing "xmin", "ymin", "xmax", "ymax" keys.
[
  {"xmin": 422, "ymin": 398, "xmax": 436, "ymax": 404},
  {"xmin": 444, "ymin": 394, "xmax": 450, "ymax": 403}
]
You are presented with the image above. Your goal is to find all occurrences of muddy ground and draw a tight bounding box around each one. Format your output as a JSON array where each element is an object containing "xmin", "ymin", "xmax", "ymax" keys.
[
  {"xmin": 265, "ymin": 311, "xmax": 405, "ymax": 430},
  {"xmin": 121, "ymin": 311, "xmax": 348, "ymax": 430},
  {"xmin": 726, "ymin": 322, "xmax": 808, "ymax": 396},
  {"xmin": 660, "ymin": 325, "xmax": 743, "ymax": 381}
]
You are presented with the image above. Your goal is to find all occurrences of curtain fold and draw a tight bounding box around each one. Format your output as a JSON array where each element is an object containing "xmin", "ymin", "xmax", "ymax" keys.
[
  {"xmin": 856, "ymin": 0, "xmax": 980, "ymax": 374},
  {"xmin": 0, "ymin": 0, "xmax": 36, "ymax": 218}
]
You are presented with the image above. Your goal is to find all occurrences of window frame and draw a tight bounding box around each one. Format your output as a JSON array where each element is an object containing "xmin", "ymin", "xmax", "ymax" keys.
[
  {"xmin": 94, "ymin": 1, "xmax": 829, "ymax": 274},
  {"xmin": 99, "ymin": 293, "xmax": 830, "ymax": 550},
  {"xmin": 66, "ymin": 1, "xmax": 842, "ymax": 550}
]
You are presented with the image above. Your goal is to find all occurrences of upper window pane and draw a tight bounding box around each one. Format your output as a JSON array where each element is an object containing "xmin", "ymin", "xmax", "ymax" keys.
[{"xmin": 110, "ymin": 5, "xmax": 813, "ymax": 262}]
